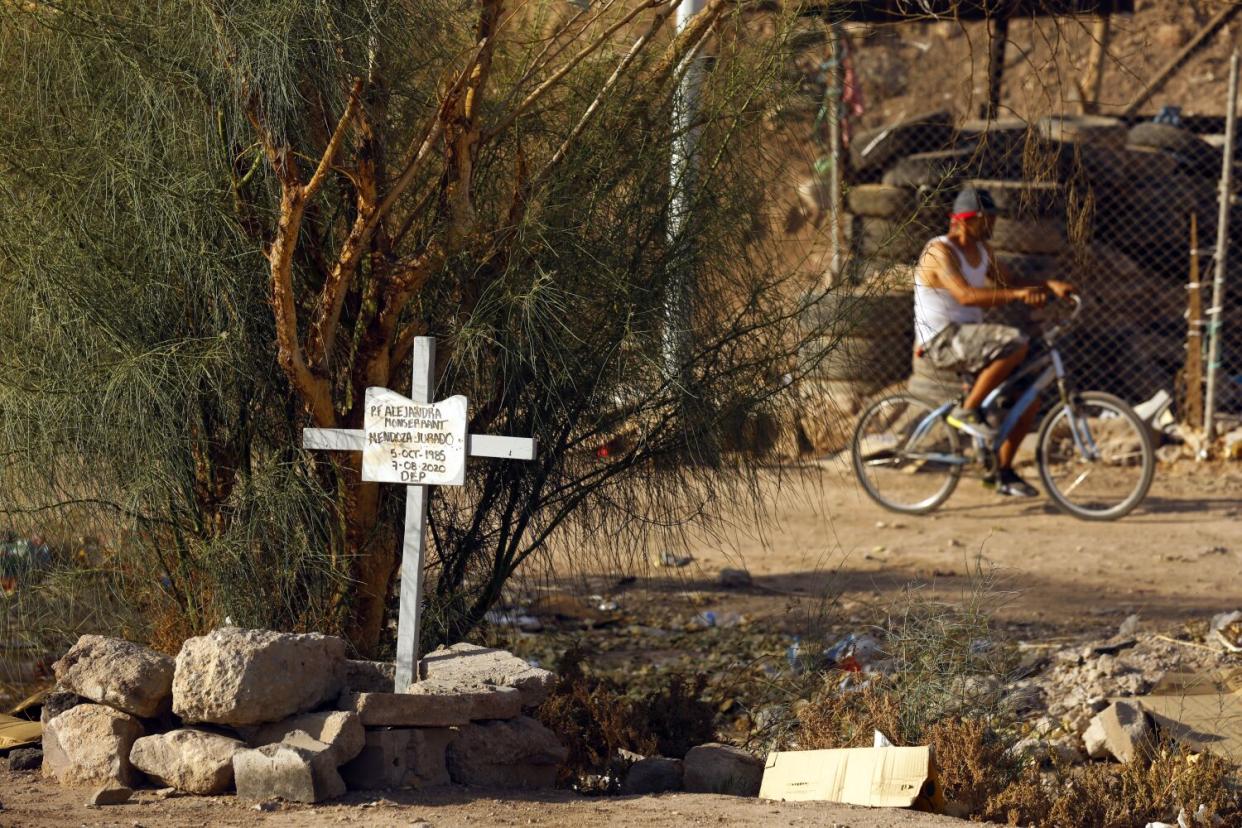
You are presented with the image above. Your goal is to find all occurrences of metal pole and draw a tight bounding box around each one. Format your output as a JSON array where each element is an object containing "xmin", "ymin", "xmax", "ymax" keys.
[
  {"xmin": 1204, "ymin": 50, "xmax": 1238, "ymax": 447},
  {"xmin": 827, "ymin": 23, "xmax": 844, "ymax": 280},
  {"xmin": 982, "ymin": 14, "xmax": 1010, "ymax": 121},
  {"xmin": 665, "ymin": 0, "xmax": 707, "ymax": 380}
]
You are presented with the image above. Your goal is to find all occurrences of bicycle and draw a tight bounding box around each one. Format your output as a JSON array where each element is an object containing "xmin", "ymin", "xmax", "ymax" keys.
[{"xmin": 850, "ymin": 296, "xmax": 1155, "ymax": 521}]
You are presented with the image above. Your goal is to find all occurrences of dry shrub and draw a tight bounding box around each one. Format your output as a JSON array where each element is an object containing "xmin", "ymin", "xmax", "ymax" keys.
[
  {"xmin": 536, "ymin": 650, "xmax": 717, "ymax": 786},
  {"xmin": 984, "ymin": 745, "xmax": 1242, "ymax": 827},
  {"xmin": 796, "ymin": 683, "xmax": 1022, "ymax": 813},
  {"xmin": 537, "ymin": 651, "xmax": 656, "ymax": 785}
]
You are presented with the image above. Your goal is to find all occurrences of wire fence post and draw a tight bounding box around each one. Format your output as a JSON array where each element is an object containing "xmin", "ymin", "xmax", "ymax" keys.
[
  {"xmin": 827, "ymin": 22, "xmax": 844, "ymax": 279},
  {"xmin": 1203, "ymin": 49, "xmax": 1239, "ymax": 447}
]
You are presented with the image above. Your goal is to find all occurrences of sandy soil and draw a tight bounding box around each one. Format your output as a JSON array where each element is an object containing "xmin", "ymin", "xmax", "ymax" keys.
[
  {"xmin": 648, "ymin": 459, "xmax": 1242, "ymax": 637},
  {"xmin": 2, "ymin": 462, "xmax": 1238, "ymax": 827},
  {"xmin": 0, "ymin": 770, "xmax": 968, "ymax": 827}
]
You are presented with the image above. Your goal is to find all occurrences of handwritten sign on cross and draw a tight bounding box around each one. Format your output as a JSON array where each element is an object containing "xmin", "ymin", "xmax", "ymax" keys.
[{"xmin": 303, "ymin": 337, "xmax": 536, "ymax": 691}]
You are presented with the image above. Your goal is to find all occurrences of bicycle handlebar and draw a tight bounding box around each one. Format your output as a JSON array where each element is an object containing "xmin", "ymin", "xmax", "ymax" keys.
[{"xmin": 1042, "ymin": 294, "xmax": 1082, "ymax": 342}]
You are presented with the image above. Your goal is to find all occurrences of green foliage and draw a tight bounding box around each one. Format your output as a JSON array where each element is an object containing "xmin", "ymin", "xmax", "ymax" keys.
[{"xmin": 0, "ymin": 0, "xmax": 841, "ymax": 654}]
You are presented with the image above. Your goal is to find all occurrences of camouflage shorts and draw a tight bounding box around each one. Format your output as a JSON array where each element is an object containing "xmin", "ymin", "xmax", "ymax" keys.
[{"xmin": 923, "ymin": 322, "xmax": 1028, "ymax": 375}]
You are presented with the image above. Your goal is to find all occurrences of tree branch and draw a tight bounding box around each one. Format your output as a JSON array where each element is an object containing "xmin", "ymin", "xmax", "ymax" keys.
[{"xmin": 484, "ymin": 0, "xmax": 672, "ymax": 144}]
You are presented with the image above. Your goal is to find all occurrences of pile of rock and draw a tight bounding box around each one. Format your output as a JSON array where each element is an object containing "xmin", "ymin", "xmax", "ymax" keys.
[
  {"xmin": 618, "ymin": 743, "xmax": 764, "ymax": 797},
  {"xmin": 37, "ymin": 629, "xmax": 565, "ymax": 804}
]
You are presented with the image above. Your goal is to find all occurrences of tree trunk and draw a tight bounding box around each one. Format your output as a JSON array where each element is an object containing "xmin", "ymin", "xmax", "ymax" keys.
[{"xmin": 338, "ymin": 456, "xmax": 397, "ymax": 656}]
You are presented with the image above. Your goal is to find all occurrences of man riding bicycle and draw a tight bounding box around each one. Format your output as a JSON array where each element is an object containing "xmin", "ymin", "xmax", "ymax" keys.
[{"xmin": 912, "ymin": 186, "xmax": 1076, "ymax": 498}]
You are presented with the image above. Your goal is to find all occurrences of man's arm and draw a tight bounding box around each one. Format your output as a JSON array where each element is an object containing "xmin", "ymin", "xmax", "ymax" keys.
[
  {"xmin": 919, "ymin": 241, "xmax": 1047, "ymax": 308},
  {"xmin": 985, "ymin": 243, "xmax": 1076, "ymax": 298}
]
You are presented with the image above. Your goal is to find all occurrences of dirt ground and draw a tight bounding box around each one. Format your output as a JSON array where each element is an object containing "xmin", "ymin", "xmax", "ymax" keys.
[
  {"xmin": 2, "ymin": 461, "xmax": 1239, "ymax": 827},
  {"xmin": 0, "ymin": 771, "xmax": 972, "ymax": 827},
  {"xmin": 645, "ymin": 459, "xmax": 1242, "ymax": 637}
]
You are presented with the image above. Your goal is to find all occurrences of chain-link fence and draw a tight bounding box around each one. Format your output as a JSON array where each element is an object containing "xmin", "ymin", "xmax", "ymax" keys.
[{"xmin": 793, "ymin": 109, "xmax": 1242, "ymax": 452}]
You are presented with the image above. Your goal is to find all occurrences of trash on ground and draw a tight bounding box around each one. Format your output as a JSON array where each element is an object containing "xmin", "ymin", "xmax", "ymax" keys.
[
  {"xmin": 759, "ymin": 745, "xmax": 945, "ymax": 811},
  {"xmin": 0, "ymin": 713, "xmax": 41, "ymax": 750},
  {"xmin": 652, "ymin": 550, "xmax": 693, "ymax": 568},
  {"xmin": 1129, "ymin": 669, "xmax": 1242, "ymax": 758},
  {"xmin": 1208, "ymin": 611, "xmax": 1242, "ymax": 652}
]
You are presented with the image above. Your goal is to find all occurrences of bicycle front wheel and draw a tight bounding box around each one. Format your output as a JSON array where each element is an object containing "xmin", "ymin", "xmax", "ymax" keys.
[
  {"xmin": 1036, "ymin": 391, "xmax": 1154, "ymax": 520},
  {"xmin": 851, "ymin": 393, "xmax": 962, "ymax": 515}
]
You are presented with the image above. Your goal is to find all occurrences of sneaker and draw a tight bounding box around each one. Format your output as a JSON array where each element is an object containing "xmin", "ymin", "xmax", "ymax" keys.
[
  {"xmin": 946, "ymin": 406, "xmax": 996, "ymax": 442},
  {"xmin": 996, "ymin": 469, "xmax": 1039, "ymax": 498}
]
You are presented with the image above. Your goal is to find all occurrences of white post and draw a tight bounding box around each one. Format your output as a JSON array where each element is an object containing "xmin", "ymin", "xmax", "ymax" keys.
[
  {"xmin": 395, "ymin": 337, "xmax": 434, "ymax": 690},
  {"xmin": 664, "ymin": 0, "xmax": 707, "ymax": 380},
  {"xmin": 1204, "ymin": 50, "xmax": 1239, "ymax": 447},
  {"xmin": 827, "ymin": 22, "xmax": 844, "ymax": 280}
]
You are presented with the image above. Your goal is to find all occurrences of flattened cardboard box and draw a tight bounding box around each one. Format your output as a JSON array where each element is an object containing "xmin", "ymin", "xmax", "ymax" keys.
[
  {"xmin": 1134, "ymin": 669, "xmax": 1242, "ymax": 762},
  {"xmin": 759, "ymin": 746, "xmax": 945, "ymax": 810}
]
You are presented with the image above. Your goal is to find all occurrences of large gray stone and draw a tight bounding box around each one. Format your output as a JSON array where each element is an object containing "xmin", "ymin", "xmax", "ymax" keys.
[
  {"xmin": 232, "ymin": 734, "xmax": 346, "ymax": 803},
  {"xmin": 42, "ymin": 704, "xmax": 144, "ymax": 788},
  {"xmin": 53, "ymin": 636, "xmax": 174, "ymax": 718},
  {"xmin": 345, "ymin": 660, "xmax": 395, "ymax": 693},
  {"xmin": 339, "ymin": 683, "xmax": 522, "ymax": 727},
  {"xmin": 339, "ymin": 727, "xmax": 455, "ymax": 790},
  {"xmin": 8, "ymin": 747, "xmax": 42, "ymax": 772},
  {"xmin": 683, "ymin": 743, "xmax": 763, "ymax": 796},
  {"xmin": 173, "ymin": 627, "xmax": 346, "ymax": 726},
  {"xmin": 622, "ymin": 756, "xmax": 683, "ymax": 795},
  {"xmin": 446, "ymin": 716, "xmax": 567, "ymax": 789},
  {"xmin": 419, "ymin": 643, "xmax": 555, "ymax": 708},
  {"xmin": 249, "ymin": 711, "xmax": 364, "ymax": 765},
  {"xmin": 129, "ymin": 728, "xmax": 244, "ymax": 795},
  {"xmin": 1092, "ymin": 700, "xmax": 1155, "ymax": 764}
]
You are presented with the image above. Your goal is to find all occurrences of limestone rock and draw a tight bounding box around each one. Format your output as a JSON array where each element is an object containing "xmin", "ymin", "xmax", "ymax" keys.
[
  {"xmin": 340, "ymin": 727, "xmax": 455, "ymax": 790},
  {"xmin": 87, "ymin": 785, "xmax": 133, "ymax": 806},
  {"xmin": 1092, "ymin": 700, "xmax": 1155, "ymax": 764},
  {"xmin": 340, "ymin": 683, "xmax": 521, "ymax": 728},
  {"xmin": 53, "ymin": 636, "xmax": 174, "ymax": 718},
  {"xmin": 622, "ymin": 756, "xmax": 683, "ymax": 795},
  {"xmin": 419, "ymin": 643, "xmax": 555, "ymax": 708},
  {"xmin": 232, "ymin": 734, "xmax": 346, "ymax": 803},
  {"xmin": 345, "ymin": 660, "xmax": 395, "ymax": 694},
  {"xmin": 42, "ymin": 704, "xmax": 144, "ymax": 788},
  {"xmin": 250, "ymin": 711, "xmax": 364, "ymax": 765},
  {"xmin": 129, "ymin": 728, "xmax": 244, "ymax": 795},
  {"xmin": 8, "ymin": 747, "xmax": 42, "ymax": 772},
  {"xmin": 682, "ymin": 743, "xmax": 763, "ymax": 797},
  {"xmin": 446, "ymin": 716, "xmax": 567, "ymax": 789},
  {"xmin": 1083, "ymin": 715, "xmax": 1109, "ymax": 759},
  {"xmin": 173, "ymin": 627, "xmax": 346, "ymax": 726}
]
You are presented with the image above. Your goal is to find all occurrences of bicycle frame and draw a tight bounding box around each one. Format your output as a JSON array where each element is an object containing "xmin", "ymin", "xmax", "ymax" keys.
[{"xmin": 903, "ymin": 343, "xmax": 1096, "ymax": 461}]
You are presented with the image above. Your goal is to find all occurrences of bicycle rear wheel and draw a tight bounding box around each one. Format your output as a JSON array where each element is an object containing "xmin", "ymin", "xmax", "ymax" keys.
[
  {"xmin": 851, "ymin": 393, "xmax": 962, "ymax": 514},
  {"xmin": 1036, "ymin": 391, "xmax": 1154, "ymax": 520}
]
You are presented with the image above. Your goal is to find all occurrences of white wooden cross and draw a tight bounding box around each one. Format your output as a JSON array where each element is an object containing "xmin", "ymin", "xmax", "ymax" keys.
[{"xmin": 302, "ymin": 337, "xmax": 536, "ymax": 691}]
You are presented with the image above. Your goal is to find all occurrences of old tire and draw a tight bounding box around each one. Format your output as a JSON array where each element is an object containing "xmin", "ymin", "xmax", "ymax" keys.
[
  {"xmin": 851, "ymin": 110, "xmax": 955, "ymax": 176},
  {"xmin": 856, "ymin": 216, "xmax": 928, "ymax": 262},
  {"xmin": 882, "ymin": 148, "xmax": 982, "ymax": 189},
  {"xmin": 994, "ymin": 251, "xmax": 1066, "ymax": 280},
  {"xmin": 1127, "ymin": 122, "xmax": 1221, "ymax": 177},
  {"xmin": 1038, "ymin": 115, "xmax": 1127, "ymax": 148},
  {"xmin": 965, "ymin": 179, "xmax": 1063, "ymax": 218},
  {"xmin": 799, "ymin": 289, "xmax": 913, "ymax": 338},
  {"xmin": 799, "ymin": 335, "xmax": 912, "ymax": 383},
  {"xmin": 989, "ymin": 218, "xmax": 1065, "ymax": 255},
  {"xmin": 847, "ymin": 184, "xmax": 917, "ymax": 218}
]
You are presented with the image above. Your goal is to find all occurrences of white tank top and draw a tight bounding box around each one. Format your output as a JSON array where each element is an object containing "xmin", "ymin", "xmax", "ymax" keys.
[{"xmin": 913, "ymin": 235, "xmax": 988, "ymax": 346}]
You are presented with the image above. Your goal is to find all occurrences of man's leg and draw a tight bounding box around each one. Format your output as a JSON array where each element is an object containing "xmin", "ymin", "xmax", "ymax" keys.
[
  {"xmin": 964, "ymin": 341, "xmax": 1028, "ymax": 410},
  {"xmin": 998, "ymin": 398, "xmax": 1039, "ymax": 470}
]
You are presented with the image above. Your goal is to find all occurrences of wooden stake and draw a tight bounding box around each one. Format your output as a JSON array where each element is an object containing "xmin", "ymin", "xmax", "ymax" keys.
[{"xmin": 1186, "ymin": 212, "xmax": 1204, "ymax": 429}]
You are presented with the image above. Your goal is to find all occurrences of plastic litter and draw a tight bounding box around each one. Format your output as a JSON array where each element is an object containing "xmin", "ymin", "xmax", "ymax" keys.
[
  {"xmin": 873, "ymin": 730, "xmax": 893, "ymax": 748},
  {"xmin": 1208, "ymin": 611, "xmax": 1242, "ymax": 652},
  {"xmin": 825, "ymin": 633, "xmax": 883, "ymax": 672}
]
